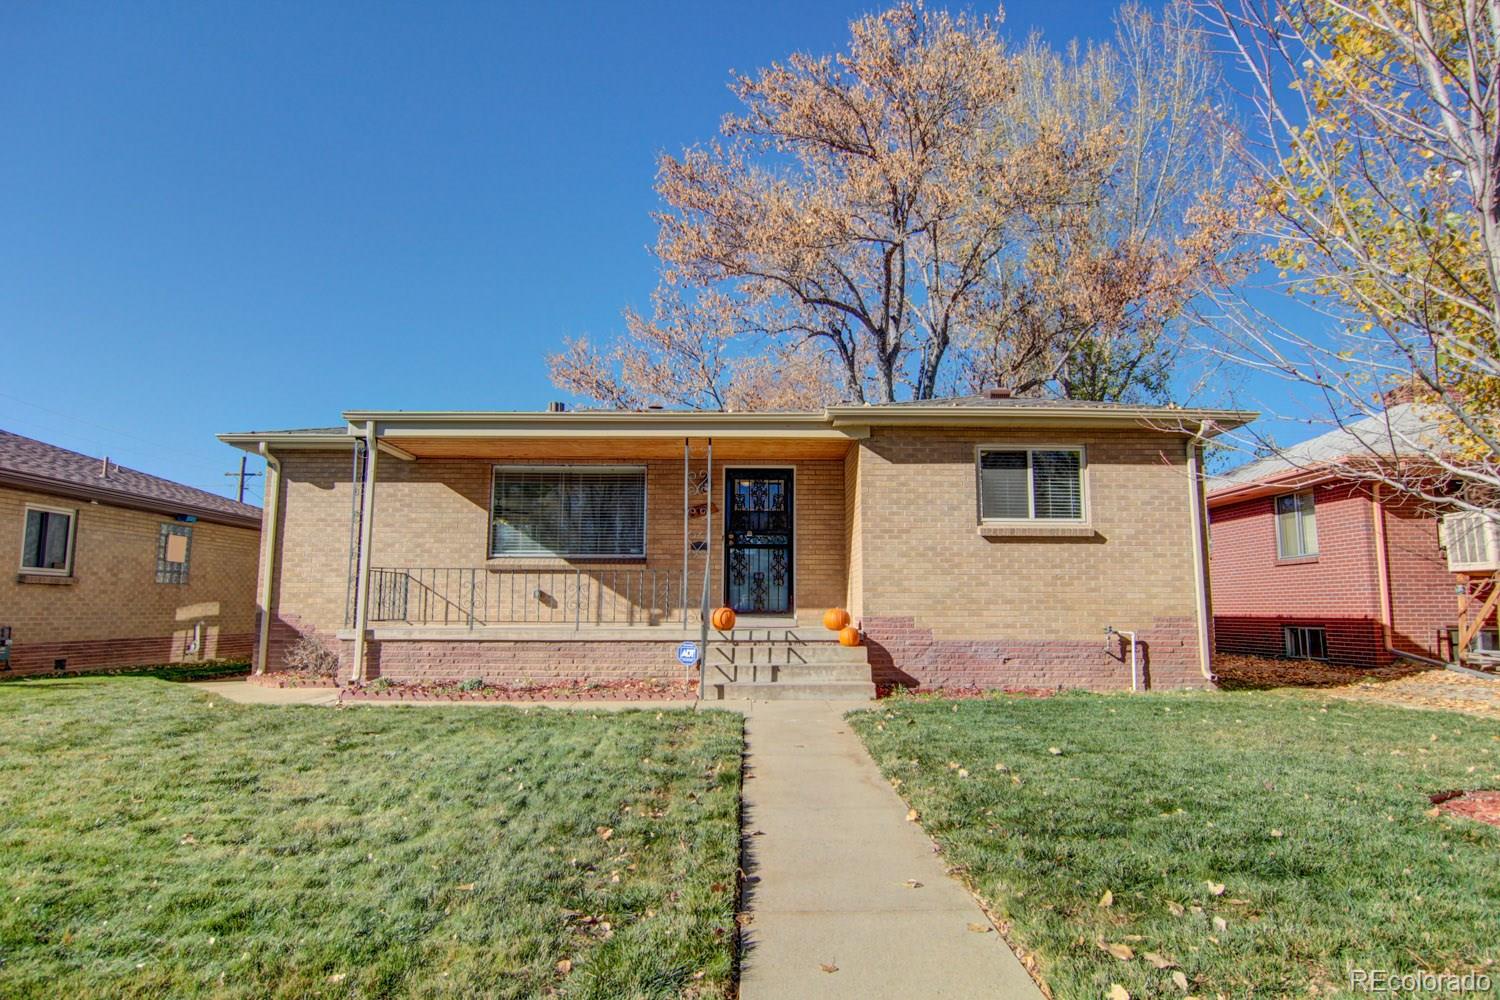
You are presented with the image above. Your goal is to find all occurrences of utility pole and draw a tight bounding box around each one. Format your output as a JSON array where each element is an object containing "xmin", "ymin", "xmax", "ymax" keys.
[{"xmin": 224, "ymin": 455, "xmax": 263, "ymax": 503}]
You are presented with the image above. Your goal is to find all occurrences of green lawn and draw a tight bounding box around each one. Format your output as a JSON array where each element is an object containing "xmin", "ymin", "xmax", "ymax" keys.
[
  {"xmin": 0, "ymin": 678, "xmax": 742, "ymax": 999},
  {"xmin": 849, "ymin": 691, "xmax": 1500, "ymax": 998}
]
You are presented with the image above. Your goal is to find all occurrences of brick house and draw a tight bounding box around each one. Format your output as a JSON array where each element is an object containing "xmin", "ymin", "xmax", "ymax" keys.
[
  {"xmin": 1, "ymin": 430, "xmax": 262, "ymax": 675},
  {"xmin": 1207, "ymin": 404, "xmax": 1479, "ymax": 668},
  {"xmin": 220, "ymin": 395, "xmax": 1254, "ymax": 698}
]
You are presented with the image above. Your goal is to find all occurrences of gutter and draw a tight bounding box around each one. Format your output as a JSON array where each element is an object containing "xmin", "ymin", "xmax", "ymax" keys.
[
  {"xmin": 1186, "ymin": 423, "xmax": 1216, "ymax": 683},
  {"xmin": 1369, "ymin": 484, "xmax": 1448, "ymax": 668},
  {"xmin": 253, "ymin": 443, "xmax": 282, "ymax": 676}
]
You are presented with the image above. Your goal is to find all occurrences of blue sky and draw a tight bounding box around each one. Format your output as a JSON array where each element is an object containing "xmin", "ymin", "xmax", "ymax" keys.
[{"xmin": 1, "ymin": 1, "xmax": 1314, "ymax": 504}]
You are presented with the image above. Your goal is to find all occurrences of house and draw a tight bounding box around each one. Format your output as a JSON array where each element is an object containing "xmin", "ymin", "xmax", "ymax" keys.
[
  {"xmin": 219, "ymin": 395, "xmax": 1255, "ymax": 698},
  {"xmin": 1207, "ymin": 403, "xmax": 1486, "ymax": 668},
  {"xmin": 1, "ymin": 430, "xmax": 262, "ymax": 675}
]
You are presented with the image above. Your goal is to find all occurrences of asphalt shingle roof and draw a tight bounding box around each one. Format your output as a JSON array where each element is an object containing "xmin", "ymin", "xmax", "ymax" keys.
[
  {"xmin": 1210, "ymin": 403, "xmax": 1443, "ymax": 490},
  {"xmin": 0, "ymin": 429, "xmax": 261, "ymax": 526}
]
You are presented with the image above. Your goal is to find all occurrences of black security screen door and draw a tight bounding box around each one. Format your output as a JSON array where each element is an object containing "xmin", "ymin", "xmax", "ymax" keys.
[{"xmin": 724, "ymin": 469, "xmax": 793, "ymax": 614}]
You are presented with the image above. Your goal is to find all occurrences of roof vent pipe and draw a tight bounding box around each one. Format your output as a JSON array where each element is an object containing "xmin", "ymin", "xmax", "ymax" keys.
[
  {"xmin": 546, "ymin": 401, "xmax": 567, "ymax": 413},
  {"xmin": 99, "ymin": 456, "xmax": 110, "ymax": 477},
  {"xmin": 985, "ymin": 387, "xmax": 1014, "ymax": 399}
]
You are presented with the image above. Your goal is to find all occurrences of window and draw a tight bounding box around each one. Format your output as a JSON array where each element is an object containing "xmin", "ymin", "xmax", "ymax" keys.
[
  {"xmin": 157, "ymin": 523, "xmax": 192, "ymax": 584},
  {"xmin": 1283, "ymin": 625, "xmax": 1328, "ymax": 660},
  {"xmin": 1275, "ymin": 491, "xmax": 1318, "ymax": 559},
  {"xmin": 21, "ymin": 506, "xmax": 75, "ymax": 574},
  {"xmin": 977, "ymin": 447, "xmax": 1085, "ymax": 521},
  {"xmin": 1447, "ymin": 627, "xmax": 1499, "ymax": 654},
  {"xmin": 490, "ymin": 466, "xmax": 646, "ymax": 558}
]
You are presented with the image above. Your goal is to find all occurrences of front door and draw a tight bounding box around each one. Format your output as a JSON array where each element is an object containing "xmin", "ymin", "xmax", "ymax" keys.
[{"xmin": 724, "ymin": 468, "xmax": 793, "ymax": 614}]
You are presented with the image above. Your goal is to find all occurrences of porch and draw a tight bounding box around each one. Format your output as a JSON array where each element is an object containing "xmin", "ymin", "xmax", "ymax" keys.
[{"xmin": 321, "ymin": 410, "xmax": 869, "ymax": 697}]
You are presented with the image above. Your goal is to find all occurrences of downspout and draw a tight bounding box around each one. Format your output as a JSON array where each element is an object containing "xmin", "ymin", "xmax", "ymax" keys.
[
  {"xmin": 253, "ymin": 443, "xmax": 282, "ymax": 676},
  {"xmin": 1186, "ymin": 425, "xmax": 1215, "ymax": 683},
  {"xmin": 1370, "ymin": 484, "xmax": 1448, "ymax": 668}
]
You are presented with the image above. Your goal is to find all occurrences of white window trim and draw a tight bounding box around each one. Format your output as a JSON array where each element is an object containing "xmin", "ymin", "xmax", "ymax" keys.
[
  {"xmin": 19, "ymin": 503, "xmax": 78, "ymax": 576},
  {"xmin": 1274, "ymin": 490, "xmax": 1318, "ymax": 559},
  {"xmin": 487, "ymin": 464, "xmax": 649, "ymax": 560},
  {"xmin": 974, "ymin": 444, "xmax": 1090, "ymax": 524}
]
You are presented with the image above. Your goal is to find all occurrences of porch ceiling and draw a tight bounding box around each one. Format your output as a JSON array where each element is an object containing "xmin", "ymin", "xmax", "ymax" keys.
[{"xmin": 383, "ymin": 435, "xmax": 854, "ymax": 461}]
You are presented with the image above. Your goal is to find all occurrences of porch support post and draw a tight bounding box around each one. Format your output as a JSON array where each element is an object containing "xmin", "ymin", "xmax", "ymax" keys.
[
  {"xmin": 682, "ymin": 437, "xmax": 690, "ymax": 628},
  {"xmin": 349, "ymin": 420, "xmax": 380, "ymax": 685},
  {"xmin": 697, "ymin": 437, "xmax": 712, "ymax": 699}
]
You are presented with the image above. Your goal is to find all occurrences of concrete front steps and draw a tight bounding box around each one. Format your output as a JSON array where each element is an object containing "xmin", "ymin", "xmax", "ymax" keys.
[{"xmin": 703, "ymin": 630, "xmax": 876, "ymax": 700}]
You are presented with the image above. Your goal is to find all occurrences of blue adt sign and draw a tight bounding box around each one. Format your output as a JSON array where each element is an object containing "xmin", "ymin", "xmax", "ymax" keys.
[{"xmin": 676, "ymin": 641, "xmax": 700, "ymax": 666}]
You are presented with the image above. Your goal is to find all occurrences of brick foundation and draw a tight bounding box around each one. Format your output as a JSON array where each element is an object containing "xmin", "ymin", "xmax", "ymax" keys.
[
  {"xmin": 860, "ymin": 615, "xmax": 1207, "ymax": 691},
  {"xmin": 3, "ymin": 631, "xmax": 254, "ymax": 677},
  {"xmin": 349, "ymin": 638, "xmax": 694, "ymax": 686},
  {"xmin": 1214, "ymin": 614, "xmax": 1391, "ymax": 668}
]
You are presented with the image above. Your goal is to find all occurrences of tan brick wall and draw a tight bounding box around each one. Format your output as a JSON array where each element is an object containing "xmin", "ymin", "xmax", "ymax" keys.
[
  {"xmin": 850, "ymin": 426, "xmax": 1207, "ymax": 689},
  {"xmin": 262, "ymin": 450, "xmax": 849, "ymax": 672},
  {"xmin": 0, "ymin": 485, "xmax": 259, "ymax": 674}
]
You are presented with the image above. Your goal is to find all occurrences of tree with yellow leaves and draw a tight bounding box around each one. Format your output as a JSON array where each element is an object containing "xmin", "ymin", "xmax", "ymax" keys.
[{"xmin": 1201, "ymin": 0, "xmax": 1499, "ymax": 508}]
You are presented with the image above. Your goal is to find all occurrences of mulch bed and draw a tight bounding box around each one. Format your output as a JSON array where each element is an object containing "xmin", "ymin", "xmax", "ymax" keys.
[
  {"xmin": 341, "ymin": 678, "xmax": 698, "ymax": 703},
  {"xmin": 1214, "ymin": 653, "xmax": 1429, "ymax": 690},
  {"xmin": 1215, "ymin": 653, "xmax": 1500, "ymax": 720},
  {"xmin": 246, "ymin": 671, "xmax": 338, "ymax": 689},
  {"xmin": 1432, "ymin": 789, "xmax": 1500, "ymax": 828}
]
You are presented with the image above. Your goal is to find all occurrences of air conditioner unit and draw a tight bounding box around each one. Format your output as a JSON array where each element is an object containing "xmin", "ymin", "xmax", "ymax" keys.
[{"xmin": 1442, "ymin": 511, "xmax": 1500, "ymax": 572}]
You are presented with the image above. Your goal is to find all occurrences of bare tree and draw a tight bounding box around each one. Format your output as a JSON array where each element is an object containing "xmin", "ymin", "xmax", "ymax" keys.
[{"xmin": 1199, "ymin": 0, "xmax": 1500, "ymax": 511}]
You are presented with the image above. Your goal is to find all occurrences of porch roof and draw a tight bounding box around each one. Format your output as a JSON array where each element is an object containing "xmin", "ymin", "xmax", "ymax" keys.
[{"xmin": 219, "ymin": 399, "xmax": 1257, "ymax": 459}]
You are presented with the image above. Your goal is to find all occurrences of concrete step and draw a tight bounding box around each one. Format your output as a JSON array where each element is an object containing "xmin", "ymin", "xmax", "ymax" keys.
[
  {"xmin": 708, "ymin": 680, "xmax": 877, "ymax": 701},
  {"xmin": 706, "ymin": 662, "xmax": 873, "ymax": 684}
]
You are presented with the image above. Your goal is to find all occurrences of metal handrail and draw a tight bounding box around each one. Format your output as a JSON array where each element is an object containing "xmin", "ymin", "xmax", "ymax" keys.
[{"xmin": 367, "ymin": 566, "xmax": 684, "ymax": 628}]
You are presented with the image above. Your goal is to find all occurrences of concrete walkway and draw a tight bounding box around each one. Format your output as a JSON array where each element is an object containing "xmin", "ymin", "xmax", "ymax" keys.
[
  {"xmin": 188, "ymin": 680, "xmax": 340, "ymax": 706},
  {"xmin": 738, "ymin": 700, "xmax": 1043, "ymax": 999}
]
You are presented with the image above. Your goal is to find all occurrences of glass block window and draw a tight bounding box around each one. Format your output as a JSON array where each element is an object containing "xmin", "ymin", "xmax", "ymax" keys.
[
  {"xmin": 978, "ymin": 448, "xmax": 1085, "ymax": 521},
  {"xmin": 156, "ymin": 523, "xmax": 192, "ymax": 584},
  {"xmin": 21, "ymin": 507, "xmax": 75, "ymax": 573},
  {"xmin": 490, "ymin": 466, "xmax": 647, "ymax": 558}
]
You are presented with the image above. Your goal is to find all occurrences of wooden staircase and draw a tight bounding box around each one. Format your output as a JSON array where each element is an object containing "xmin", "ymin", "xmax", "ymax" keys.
[{"xmin": 701, "ymin": 628, "xmax": 875, "ymax": 701}]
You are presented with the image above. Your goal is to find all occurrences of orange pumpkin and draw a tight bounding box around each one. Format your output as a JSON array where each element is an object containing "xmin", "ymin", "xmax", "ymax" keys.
[
  {"xmin": 837, "ymin": 625, "xmax": 861, "ymax": 647},
  {"xmin": 822, "ymin": 607, "xmax": 851, "ymax": 632},
  {"xmin": 710, "ymin": 606, "xmax": 737, "ymax": 631}
]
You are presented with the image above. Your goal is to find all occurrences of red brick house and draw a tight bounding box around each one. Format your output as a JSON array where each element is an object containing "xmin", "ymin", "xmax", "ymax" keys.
[
  {"xmin": 221, "ymin": 396, "xmax": 1255, "ymax": 698},
  {"xmin": 1207, "ymin": 405, "xmax": 1483, "ymax": 668}
]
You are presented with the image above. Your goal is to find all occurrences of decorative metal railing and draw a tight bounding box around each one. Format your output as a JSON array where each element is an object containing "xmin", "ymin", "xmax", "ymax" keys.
[{"xmin": 367, "ymin": 566, "xmax": 688, "ymax": 628}]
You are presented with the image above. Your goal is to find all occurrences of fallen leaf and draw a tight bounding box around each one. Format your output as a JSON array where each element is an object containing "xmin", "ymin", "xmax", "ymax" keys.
[
  {"xmin": 1213, "ymin": 916, "xmax": 1228, "ymax": 932},
  {"xmin": 179, "ymin": 834, "xmax": 197, "ymax": 846},
  {"xmin": 1108, "ymin": 985, "xmax": 1130, "ymax": 1000},
  {"xmin": 1166, "ymin": 900, "xmax": 1185, "ymax": 916},
  {"xmin": 1144, "ymin": 952, "xmax": 1177, "ymax": 969},
  {"xmin": 903, "ymin": 879, "xmax": 924, "ymax": 889},
  {"xmin": 455, "ymin": 882, "xmax": 476, "ymax": 892},
  {"xmin": 596, "ymin": 827, "xmax": 613, "ymax": 841},
  {"xmin": 820, "ymin": 962, "xmax": 839, "ymax": 974},
  {"xmin": 1100, "ymin": 941, "xmax": 1134, "ymax": 961},
  {"xmin": 1048, "ymin": 747, "xmax": 1063, "ymax": 755},
  {"xmin": 967, "ymin": 922, "xmax": 993, "ymax": 933},
  {"xmin": 555, "ymin": 959, "xmax": 572, "ymax": 974},
  {"xmin": 906, "ymin": 808, "xmax": 920, "ymax": 822},
  {"xmin": 327, "ymin": 973, "xmax": 346, "ymax": 983},
  {"xmin": 995, "ymin": 762, "xmax": 1008, "ymax": 771},
  {"xmin": 1098, "ymin": 889, "xmax": 1114, "ymax": 908},
  {"xmin": 1270, "ymin": 829, "xmax": 1283, "ymax": 838},
  {"xmin": 956, "ymin": 768, "xmax": 970, "ymax": 779},
  {"xmin": 1206, "ymin": 881, "xmax": 1225, "ymax": 896},
  {"xmin": 1172, "ymin": 970, "xmax": 1190, "ymax": 991}
]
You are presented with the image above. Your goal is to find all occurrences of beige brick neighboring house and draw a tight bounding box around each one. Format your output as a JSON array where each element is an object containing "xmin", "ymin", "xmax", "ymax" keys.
[
  {"xmin": 222, "ymin": 395, "xmax": 1253, "ymax": 697},
  {"xmin": 0, "ymin": 430, "xmax": 261, "ymax": 676}
]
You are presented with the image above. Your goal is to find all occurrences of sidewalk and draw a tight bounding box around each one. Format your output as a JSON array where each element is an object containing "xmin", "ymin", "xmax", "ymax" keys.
[{"xmin": 738, "ymin": 700, "xmax": 1044, "ymax": 999}]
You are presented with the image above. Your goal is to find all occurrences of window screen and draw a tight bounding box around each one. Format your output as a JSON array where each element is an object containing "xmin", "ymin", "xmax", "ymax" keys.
[
  {"xmin": 490, "ymin": 466, "xmax": 647, "ymax": 557},
  {"xmin": 978, "ymin": 448, "xmax": 1085, "ymax": 521},
  {"xmin": 22, "ymin": 508, "xmax": 73, "ymax": 572},
  {"xmin": 1275, "ymin": 492, "xmax": 1318, "ymax": 558},
  {"xmin": 157, "ymin": 524, "xmax": 192, "ymax": 584}
]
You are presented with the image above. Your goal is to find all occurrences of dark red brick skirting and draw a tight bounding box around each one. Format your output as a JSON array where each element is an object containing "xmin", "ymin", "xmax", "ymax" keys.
[
  {"xmin": 3, "ymin": 632, "xmax": 253, "ymax": 677},
  {"xmin": 860, "ymin": 616, "xmax": 1207, "ymax": 691}
]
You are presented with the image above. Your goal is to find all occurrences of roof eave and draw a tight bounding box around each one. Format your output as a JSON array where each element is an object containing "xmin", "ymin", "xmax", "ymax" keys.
[
  {"xmin": 825, "ymin": 405, "xmax": 1257, "ymax": 435},
  {"xmin": 0, "ymin": 469, "xmax": 261, "ymax": 529}
]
